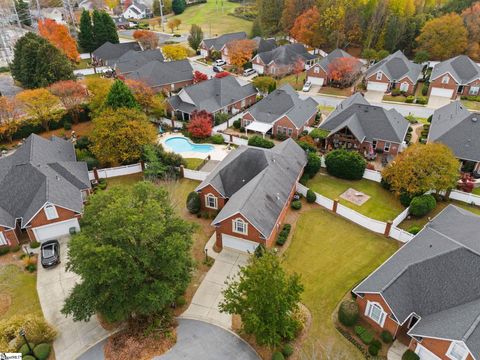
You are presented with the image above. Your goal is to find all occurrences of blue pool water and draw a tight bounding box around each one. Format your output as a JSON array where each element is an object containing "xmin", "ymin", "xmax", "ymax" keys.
[{"xmin": 165, "ymin": 137, "xmax": 214, "ymax": 153}]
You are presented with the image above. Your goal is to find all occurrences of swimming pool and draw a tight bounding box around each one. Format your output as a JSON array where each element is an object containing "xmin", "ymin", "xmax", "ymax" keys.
[{"xmin": 165, "ymin": 137, "xmax": 214, "ymax": 154}]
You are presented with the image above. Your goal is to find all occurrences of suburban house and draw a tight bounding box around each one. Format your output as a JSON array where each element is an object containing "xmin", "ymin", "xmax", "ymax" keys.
[
  {"xmin": 92, "ymin": 41, "xmax": 142, "ymax": 66},
  {"xmin": 365, "ymin": 50, "xmax": 422, "ymax": 95},
  {"xmin": 306, "ymin": 48, "xmax": 362, "ymax": 87},
  {"xmin": 251, "ymin": 43, "xmax": 319, "ymax": 77},
  {"xmin": 428, "ymin": 101, "xmax": 480, "ymax": 175},
  {"xmin": 112, "ymin": 16, "xmax": 131, "ymax": 29},
  {"xmin": 39, "ymin": 7, "xmax": 67, "ymax": 24},
  {"xmin": 354, "ymin": 205, "xmax": 480, "ymax": 360},
  {"xmin": 195, "ymin": 139, "xmax": 307, "ymax": 252},
  {"xmin": 319, "ymin": 93, "xmax": 409, "ymax": 157},
  {"xmin": 113, "ymin": 49, "xmax": 164, "ymax": 75},
  {"xmin": 199, "ymin": 32, "xmax": 247, "ymax": 60},
  {"xmin": 242, "ymin": 84, "xmax": 318, "ymax": 138},
  {"xmin": 252, "ymin": 37, "xmax": 277, "ymax": 54},
  {"xmin": 167, "ymin": 75, "xmax": 257, "ymax": 120},
  {"xmin": 0, "ymin": 134, "xmax": 91, "ymax": 247},
  {"xmin": 428, "ymin": 55, "xmax": 480, "ymax": 99},
  {"xmin": 123, "ymin": 1, "xmax": 151, "ymax": 19}
]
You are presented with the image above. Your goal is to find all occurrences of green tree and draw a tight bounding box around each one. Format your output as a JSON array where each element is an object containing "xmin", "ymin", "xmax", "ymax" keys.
[
  {"xmin": 92, "ymin": 10, "xmax": 108, "ymax": 49},
  {"xmin": 414, "ymin": 50, "xmax": 429, "ymax": 64},
  {"xmin": 188, "ymin": 24, "xmax": 204, "ymax": 51},
  {"xmin": 11, "ymin": 32, "xmax": 74, "ymax": 89},
  {"xmin": 61, "ymin": 182, "xmax": 195, "ymax": 323},
  {"xmin": 257, "ymin": 0, "xmax": 285, "ymax": 36},
  {"xmin": 250, "ymin": 18, "xmax": 262, "ymax": 38},
  {"xmin": 105, "ymin": 80, "xmax": 139, "ymax": 110},
  {"xmin": 152, "ymin": 0, "xmax": 161, "ymax": 16},
  {"xmin": 102, "ymin": 11, "xmax": 119, "ymax": 44},
  {"xmin": 172, "ymin": 0, "xmax": 186, "ymax": 14},
  {"xmin": 325, "ymin": 149, "xmax": 366, "ymax": 180},
  {"xmin": 252, "ymin": 76, "xmax": 276, "ymax": 94},
  {"xmin": 15, "ymin": 0, "xmax": 31, "ymax": 26},
  {"xmin": 220, "ymin": 251, "xmax": 303, "ymax": 348},
  {"xmin": 78, "ymin": 10, "xmax": 96, "ymax": 54}
]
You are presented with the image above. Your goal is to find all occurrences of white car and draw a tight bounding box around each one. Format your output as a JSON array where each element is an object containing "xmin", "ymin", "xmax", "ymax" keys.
[
  {"xmin": 243, "ymin": 68, "xmax": 257, "ymax": 77},
  {"xmin": 302, "ymin": 81, "xmax": 312, "ymax": 92},
  {"xmin": 214, "ymin": 59, "xmax": 227, "ymax": 66}
]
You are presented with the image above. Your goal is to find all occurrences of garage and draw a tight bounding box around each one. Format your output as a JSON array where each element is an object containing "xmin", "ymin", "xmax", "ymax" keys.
[
  {"xmin": 415, "ymin": 345, "xmax": 441, "ymax": 360},
  {"xmin": 430, "ymin": 87, "xmax": 454, "ymax": 98},
  {"xmin": 32, "ymin": 218, "xmax": 80, "ymax": 242},
  {"xmin": 200, "ymin": 49, "xmax": 208, "ymax": 58},
  {"xmin": 367, "ymin": 81, "xmax": 388, "ymax": 92},
  {"xmin": 252, "ymin": 64, "xmax": 264, "ymax": 75},
  {"xmin": 308, "ymin": 76, "xmax": 325, "ymax": 86},
  {"xmin": 222, "ymin": 234, "xmax": 259, "ymax": 253}
]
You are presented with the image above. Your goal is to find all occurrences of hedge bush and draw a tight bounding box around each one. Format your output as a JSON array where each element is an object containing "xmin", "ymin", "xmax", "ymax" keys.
[
  {"xmin": 359, "ymin": 329, "xmax": 374, "ymax": 344},
  {"xmin": 354, "ymin": 325, "xmax": 365, "ymax": 336},
  {"xmin": 325, "ymin": 150, "xmax": 366, "ymax": 180},
  {"xmin": 408, "ymin": 225, "xmax": 421, "ymax": 235},
  {"xmin": 276, "ymin": 224, "xmax": 291, "ymax": 246},
  {"xmin": 381, "ymin": 330, "xmax": 393, "ymax": 343},
  {"xmin": 306, "ymin": 189, "xmax": 316, "ymax": 203},
  {"xmin": 30, "ymin": 241, "xmax": 40, "ymax": 249},
  {"xmin": 233, "ymin": 119, "xmax": 241, "ymax": 129},
  {"xmin": 0, "ymin": 247, "xmax": 10, "ymax": 256},
  {"xmin": 33, "ymin": 343, "xmax": 51, "ymax": 360},
  {"xmin": 186, "ymin": 191, "xmax": 201, "ymax": 214},
  {"xmin": 272, "ymin": 352, "xmax": 285, "ymax": 360},
  {"xmin": 416, "ymin": 96, "xmax": 428, "ymax": 105},
  {"xmin": 399, "ymin": 192, "xmax": 414, "ymax": 207},
  {"xmin": 10, "ymin": 245, "xmax": 20, "ymax": 252},
  {"xmin": 405, "ymin": 95, "xmax": 415, "ymax": 103},
  {"xmin": 409, "ymin": 194, "xmax": 436, "ymax": 217},
  {"xmin": 403, "ymin": 350, "xmax": 420, "ymax": 360},
  {"xmin": 305, "ymin": 152, "xmax": 321, "ymax": 178},
  {"xmin": 421, "ymin": 83, "xmax": 429, "ymax": 96},
  {"xmin": 281, "ymin": 344, "xmax": 294, "ymax": 357},
  {"xmin": 248, "ymin": 135, "xmax": 274, "ymax": 149},
  {"xmin": 338, "ymin": 299, "xmax": 359, "ymax": 326},
  {"xmin": 291, "ymin": 200, "xmax": 302, "ymax": 210},
  {"xmin": 23, "ymin": 356, "xmax": 35, "ymax": 360},
  {"xmin": 209, "ymin": 134, "xmax": 224, "ymax": 144},
  {"xmin": 368, "ymin": 343, "xmax": 380, "ymax": 356},
  {"xmin": 19, "ymin": 343, "xmax": 33, "ymax": 356}
]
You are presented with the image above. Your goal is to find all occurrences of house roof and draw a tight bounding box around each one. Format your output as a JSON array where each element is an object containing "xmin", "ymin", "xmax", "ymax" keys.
[
  {"xmin": 354, "ymin": 205, "xmax": 480, "ymax": 359},
  {"xmin": 167, "ymin": 75, "xmax": 257, "ymax": 114},
  {"xmin": 319, "ymin": 93, "xmax": 409, "ymax": 143},
  {"xmin": 115, "ymin": 49, "xmax": 164, "ymax": 74},
  {"xmin": 247, "ymin": 84, "xmax": 318, "ymax": 128},
  {"xmin": 113, "ymin": 16, "xmax": 130, "ymax": 26},
  {"xmin": 366, "ymin": 50, "xmax": 422, "ymax": 82},
  {"xmin": 252, "ymin": 37, "xmax": 277, "ymax": 53},
  {"xmin": 93, "ymin": 41, "xmax": 142, "ymax": 64},
  {"xmin": 316, "ymin": 48, "xmax": 359, "ymax": 72},
  {"xmin": 431, "ymin": 55, "xmax": 480, "ymax": 84},
  {"xmin": 126, "ymin": 59, "xmax": 193, "ymax": 87},
  {"xmin": 130, "ymin": 1, "xmax": 148, "ymax": 11},
  {"xmin": 0, "ymin": 134, "xmax": 90, "ymax": 229},
  {"xmin": 196, "ymin": 139, "xmax": 307, "ymax": 238},
  {"xmin": 255, "ymin": 43, "xmax": 318, "ymax": 66},
  {"xmin": 428, "ymin": 101, "xmax": 480, "ymax": 162},
  {"xmin": 201, "ymin": 32, "xmax": 247, "ymax": 51}
]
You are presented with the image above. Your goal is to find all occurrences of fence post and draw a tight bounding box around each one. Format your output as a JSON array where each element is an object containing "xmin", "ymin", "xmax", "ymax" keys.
[
  {"xmin": 179, "ymin": 165, "xmax": 185, "ymax": 178},
  {"xmin": 93, "ymin": 167, "xmax": 99, "ymax": 182},
  {"xmin": 384, "ymin": 221, "xmax": 392, "ymax": 237},
  {"xmin": 332, "ymin": 198, "xmax": 339, "ymax": 213},
  {"xmin": 140, "ymin": 160, "xmax": 145, "ymax": 171},
  {"xmin": 229, "ymin": 134, "xmax": 233, "ymax": 143}
]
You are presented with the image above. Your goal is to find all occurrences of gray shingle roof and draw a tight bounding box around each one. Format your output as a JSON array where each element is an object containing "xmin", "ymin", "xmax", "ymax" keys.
[
  {"xmin": 256, "ymin": 43, "xmax": 318, "ymax": 66},
  {"xmin": 201, "ymin": 32, "xmax": 247, "ymax": 51},
  {"xmin": 320, "ymin": 93, "xmax": 409, "ymax": 143},
  {"xmin": 431, "ymin": 55, "xmax": 480, "ymax": 84},
  {"xmin": 196, "ymin": 138, "xmax": 306, "ymax": 238},
  {"xmin": 0, "ymin": 134, "xmax": 90, "ymax": 229},
  {"xmin": 126, "ymin": 59, "xmax": 193, "ymax": 88},
  {"xmin": 354, "ymin": 205, "xmax": 480, "ymax": 359},
  {"xmin": 167, "ymin": 76, "xmax": 257, "ymax": 114},
  {"xmin": 428, "ymin": 101, "xmax": 480, "ymax": 162},
  {"xmin": 252, "ymin": 37, "xmax": 277, "ymax": 53},
  {"xmin": 316, "ymin": 48, "xmax": 359, "ymax": 72},
  {"xmin": 246, "ymin": 84, "xmax": 317, "ymax": 128},
  {"xmin": 114, "ymin": 49, "xmax": 164, "ymax": 74},
  {"xmin": 93, "ymin": 41, "xmax": 142, "ymax": 64},
  {"xmin": 366, "ymin": 50, "xmax": 422, "ymax": 82}
]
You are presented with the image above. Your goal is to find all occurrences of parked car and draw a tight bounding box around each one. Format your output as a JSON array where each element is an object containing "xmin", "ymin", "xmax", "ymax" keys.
[
  {"xmin": 213, "ymin": 65, "xmax": 223, "ymax": 73},
  {"xmin": 243, "ymin": 68, "xmax": 256, "ymax": 77},
  {"xmin": 214, "ymin": 59, "xmax": 226, "ymax": 66},
  {"xmin": 302, "ymin": 81, "xmax": 312, "ymax": 92},
  {"xmin": 40, "ymin": 240, "xmax": 60, "ymax": 268}
]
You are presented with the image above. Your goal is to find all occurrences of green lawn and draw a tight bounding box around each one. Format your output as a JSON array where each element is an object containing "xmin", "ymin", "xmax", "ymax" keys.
[
  {"xmin": 75, "ymin": 58, "xmax": 90, "ymax": 70},
  {"xmin": 106, "ymin": 173, "xmax": 144, "ymax": 187},
  {"xmin": 319, "ymin": 87, "xmax": 353, "ymax": 97},
  {"xmin": 307, "ymin": 170, "xmax": 405, "ymax": 221},
  {"xmin": 277, "ymin": 72, "xmax": 306, "ymax": 91},
  {"xmin": 383, "ymin": 95, "xmax": 407, "ymax": 103},
  {"xmin": 283, "ymin": 208, "xmax": 399, "ymax": 359},
  {"xmin": 168, "ymin": 1, "xmax": 252, "ymax": 37},
  {"xmin": 462, "ymin": 100, "xmax": 480, "ymax": 111},
  {"xmin": 184, "ymin": 158, "xmax": 204, "ymax": 170},
  {"xmin": 473, "ymin": 187, "xmax": 480, "ymax": 195}
]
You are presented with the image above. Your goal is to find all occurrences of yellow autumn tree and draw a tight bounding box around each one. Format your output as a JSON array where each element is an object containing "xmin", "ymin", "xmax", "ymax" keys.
[
  {"xmin": 85, "ymin": 77, "xmax": 113, "ymax": 115},
  {"xmin": 16, "ymin": 88, "xmax": 61, "ymax": 131},
  {"xmin": 0, "ymin": 97, "xmax": 22, "ymax": 143},
  {"xmin": 162, "ymin": 44, "xmax": 188, "ymax": 61}
]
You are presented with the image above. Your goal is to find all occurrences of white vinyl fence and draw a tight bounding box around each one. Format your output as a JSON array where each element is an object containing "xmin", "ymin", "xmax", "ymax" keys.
[
  {"xmin": 183, "ymin": 168, "xmax": 209, "ymax": 181},
  {"xmin": 447, "ymin": 190, "xmax": 480, "ymax": 206},
  {"xmin": 336, "ymin": 203, "xmax": 387, "ymax": 234},
  {"xmin": 389, "ymin": 227, "xmax": 414, "ymax": 242},
  {"xmin": 89, "ymin": 163, "xmax": 143, "ymax": 181},
  {"xmin": 214, "ymin": 132, "xmax": 249, "ymax": 146},
  {"xmin": 392, "ymin": 207, "xmax": 410, "ymax": 227}
]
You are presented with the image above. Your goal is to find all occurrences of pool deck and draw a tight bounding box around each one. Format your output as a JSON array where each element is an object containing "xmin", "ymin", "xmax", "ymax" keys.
[{"xmin": 159, "ymin": 133, "xmax": 231, "ymax": 161}]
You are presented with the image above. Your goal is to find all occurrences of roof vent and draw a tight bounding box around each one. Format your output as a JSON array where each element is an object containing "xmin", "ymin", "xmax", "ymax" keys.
[
  {"xmin": 276, "ymin": 193, "xmax": 280, "ymax": 200},
  {"xmin": 472, "ymin": 117, "xmax": 478, "ymax": 122}
]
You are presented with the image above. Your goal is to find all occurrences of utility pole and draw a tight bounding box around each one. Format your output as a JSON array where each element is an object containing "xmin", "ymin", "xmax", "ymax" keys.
[{"xmin": 159, "ymin": 0, "xmax": 164, "ymax": 32}]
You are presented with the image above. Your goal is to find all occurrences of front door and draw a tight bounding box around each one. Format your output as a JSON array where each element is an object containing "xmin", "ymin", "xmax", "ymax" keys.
[{"xmin": 457, "ymin": 85, "xmax": 464, "ymax": 94}]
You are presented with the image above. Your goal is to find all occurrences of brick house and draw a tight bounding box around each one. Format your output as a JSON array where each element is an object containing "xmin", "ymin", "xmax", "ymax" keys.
[
  {"xmin": 319, "ymin": 93, "xmax": 409, "ymax": 158},
  {"xmin": 199, "ymin": 32, "xmax": 247, "ymax": 61},
  {"xmin": 242, "ymin": 84, "xmax": 318, "ymax": 139},
  {"xmin": 167, "ymin": 75, "xmax": 257, "ymax": 120},
  {"xmin": 306, "ymin": 48, "xmax": 362, "ymax": 87},
  {"xmin": 251, "ymin": 43, "xmax": 319, "ymax": 77},
  {"xmin": 195, "ymin": 139, "xmax": 307, "ymax": 252},
  {"xmin": 92, "ymin": 41, "xmax": 142, "ymax": 67},
  {"xmin": 428, "ymin": 101, "xmax": 480, "ymax": 175},
  {"xmin": 428, "ymin": 55, "xmax": 480, "ymax": 99},
  {"xmin": 125, "ymin": 59, "xmax": 194, "ymax": 94},
  {"xmin": 365, "ymin": 50, "xmax": 422, "ymax": 95},
  {"xmin": 0, "ymin": 134, "xmax": 91, "ymax": 248},
  {"xmin": 354, "ymin": 205, "xmax": 480, "ymax": 360}
]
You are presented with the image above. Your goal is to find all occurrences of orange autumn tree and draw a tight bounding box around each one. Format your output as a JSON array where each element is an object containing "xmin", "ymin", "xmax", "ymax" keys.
[
  {"xmin": 0, "ymin": 97, "xmax": 22, "ymax": 143},
  {"xmin": 226, "ymin": 39, "xmax": 257, "ymax": 70},
  {"xmin": 133, "ymin": 30, "xmax": 159, "ymax": 50},
  {"xmin": 124, "ymin": 79, "xmax": 165, "ymax": 115},
  {"xmin": 290, "ymin": 7, "xmax": 323, "ymax": 49},
  {"xmin": 327, "ymin": 57, "xmax": 361, "ymax": 88},
  {"xmin": 38, "ymin": 19, "xmax": 79, "ymax": 62},
  {"xmin": 49, "ymin": 80, "xmax": 88, "ymax": 123}
]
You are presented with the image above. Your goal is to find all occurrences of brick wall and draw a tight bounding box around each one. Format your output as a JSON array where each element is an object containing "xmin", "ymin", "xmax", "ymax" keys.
[
  {"xmin": 366, "ymin": 72, "xmax": 390, "ymax": 85},
  {"xmin": 273, "ymin": 116, "xmax": 299, "ymax": 138},
  {"xmin": 156, "ymin": 79, "xmax": 194, "ymax": 94},
  {"xmin": 307, "ymin": 65, "xmax": 328, "ymax": 81},
  {"xmin": 0, "ymin": 226, "xmax": 19, "ymax": 247},
  {"xmin": 410, "ymin": 337, "xmax": 475, "ymax": 360},
  {"xmin": 356, "ymin": 293, "xmax": 400, "ymax": 336},
  {"xmin": 198, "ymin": 185, "xmax": 226, "ymax": 213},
  {"xmin": 26, "ymin": 205, "xmax": 81, "ymax": 242},
  {"xmin": 391, "ymin": 76, "xmax": 415, "ymax": 95},
  {"xmin": 215, "ymin": 213, "xmax": 265, "ymax": 249},
  {"xmin": 428, "ymin": 73, "xmax": 457, "ymax": 99}
]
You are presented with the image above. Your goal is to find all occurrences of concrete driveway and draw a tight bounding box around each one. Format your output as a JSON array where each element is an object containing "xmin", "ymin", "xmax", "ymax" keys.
[
  {"xmin": 37, "ymin": 237, "xmax": 111, "ymax": 360},
  {"xmin": 427, "ymin": 95, "xmax": 451, "ymax": 109},
  {"xmin": 181, "ymin": 249, "xmax": 249, "ymax": 329},
  {"xmin": 364, "ymin": 90, "xmax": 384, "ymax": 103}
]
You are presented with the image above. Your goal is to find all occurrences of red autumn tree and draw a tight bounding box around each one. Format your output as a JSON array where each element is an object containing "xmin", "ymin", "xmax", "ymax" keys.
[
  {"xmin": 215, "ymin": 71, "xmax": 230, "ymax": 79},
  {"xmin": 133, "ymin": 30, "xmax": 159, "ymax": 50},
  {"xmin": 193, "ymin": 71, "xmax": 208, "ymax": 83},
  {"xmin": 49, "ymin": 80, "xmax": 87, "ymax": 123},
  {"xmin": 290, "ymin": 7, "xmax": 323, "ymax": 49},
  {"xmin": 327, "ymin": 57, "xmax": 361, "ymax": 88},
  {"xmin": 292, "ymin": 58, "xmax": 304, "ymax": 84},
  {"xmin": 187, "ymin": 110, "xmax": 213, "ymax": 139},
  {"xmin": 38, "ymin": 19, "xmax": 79, "ymax": 62}
]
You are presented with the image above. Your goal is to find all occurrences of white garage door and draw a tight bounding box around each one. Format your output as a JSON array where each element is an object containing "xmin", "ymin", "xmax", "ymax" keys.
[
  {"xmin": 415, "ymin": 345, "xmax": 441, "ymax": 360},
  {"xmin": 367, "ymin": 81, "xmax": 388, "ymax": 92},
  {"xmin": 200, "ymin": 49, "xmax": 208, "ymax": 58},
  {"xmin": 252, "ymin": 64, "xmax": 264, "ymax": 75},
  {"xmin": 309, "ymin": 76, "xmax": 324, "ymax": 86},
  {"xmin": 222, "ymin": 234, "xmax": 259, "ymax": 253},
  {"xmin": 430, "ymin": 87, "xmax": 454, "ymax": 98},
  {"xmin": 33, "ymin": 218, "xmax": 80, "ymax": 242}
]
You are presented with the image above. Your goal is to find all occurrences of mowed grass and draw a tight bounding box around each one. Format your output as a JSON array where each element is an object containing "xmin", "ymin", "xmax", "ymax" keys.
[
  {"xmin": 472, "ymin": 187, "xmax": 480, "ymax": 196},
  {"xmin": 283, "ymin": 208, "xmax": 399, "ymax": 359},
  {"xmin": 307, "ymin": 170, "xmax": 404, "ymax": 221},
  {"xmin": 168, "ymin": 1, "xmax": 252, "ymax": 37},
  {"xmin": 277, "ymin": 72, "xmax": 307, "ymax": 91},
  {"xmin": 184, "ymin": 158, "xmax": 204, "ymax": 170},
  {"xmin": 462, "ymin": 100, "xmax": 480, "ymax": 111}
]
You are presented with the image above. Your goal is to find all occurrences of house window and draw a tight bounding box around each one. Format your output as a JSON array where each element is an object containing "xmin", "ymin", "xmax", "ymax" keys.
[
  {"xmin": 384, "ymin": 142, "xmax": 391, "ymax": 152},
  {"xmin": 44, "ymin": 204, "xmax": 59, "ymax": 220},
  {"xmin": 372, "ymin": 140, "xmax": 377, "ymax": 149},
  {"xmin": 376, "ymin": 72, "xmax": 382, "ymax": 81},
  {"xmin": 232, "ymin": 218, "xmax": 248, "ymax": 235},
  {"xmin": 205, "ymin": 193, "xmax": 218, "ymax": 210},
  {"xmin": 365, "ymin": 301, "xmax": 387, "ymax": 327},
  {"xmin": 0, "ymin": 232, "xmax": 7, "ymax": 246},
  {"xmin": 400, "ymin": 82, "xmax": 409, "ymax": 92},
  {"xmin": 469, "ymin": 86, "xmax": 479, "ymax": 95},
  {"xmin": 287, "ymin": 128, "xmax": 293, "ymax": 136},
  {"xmin": 442, "ymin": 75, "xmax": 450, "ymax": 84},
  {"xmin": 446, "ymin": 342, "xmax": 469, "ymax": 360},
  {"xmin": 314, "ymin": 66, "xmax": 320, "ymax": 74}
]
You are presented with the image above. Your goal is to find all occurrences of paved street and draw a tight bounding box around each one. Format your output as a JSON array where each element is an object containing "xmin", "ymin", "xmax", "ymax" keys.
[{"xmin": 0, "ymin": 73, "xmax": 22, "ymax": 97}]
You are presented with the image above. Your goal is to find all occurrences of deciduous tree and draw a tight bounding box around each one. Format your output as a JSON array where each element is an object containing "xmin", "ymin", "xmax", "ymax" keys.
[
  {"xmin": 85, "ymin": 77, "xmax": 112, "ymax": 115},
  {"xmin": 16, "ymin": 89, "xmax": 60, "ymax": 131},
  {"xmin": 188, "ymin": 24, "xmax": 203, "ymax": 51},
  {"xmin": 257, "ymin": 0, "xmax": 285, "ymax": 36},
  {"xmin": 187, "ymin": 110, "xmax": 212, "ymax": 139},
  {"xmin": 226, "ymin": 39, "xmax": 256, "ymax": 70},
  {"xmin": 133, "ymin": 30, "xmax": 159, "ymax": 50},
  {"xmin": 162, "ymin": 44, "xmax": 188, "ymax": 60},
  {"xmin": 0, "ymin": 97, "xmax": 21, "ymax": 143},
  {"xmin": 327, "ymin": 57, "xmax": 361, "ymax": 88},
  {"xmin": 281, "ymin": 0, "xmax": 315, "ymax": 33},
  {"xmin": 78, "ymin": 9, "xmax": 96, "ymax": 54},
  {"xmin": 125, "ymin": 79, "xmax": 164, "ymax": 114},
  {"xmin": 49, "ymin": 80, "xmax": 87, "ymax": 123},
  {"xmin": 252, "ymin": 76, "xmax": 276, "ymax": 94},
  {"xmin": 105, "ymin": 79, "xmax": 139, "ymax": 110},
  {"xmin": 38, "ymin": 19, "xmax": 80, "ymax": 62},
  {"xmin": 462, "ymin": 3, "xmax": 480, "ymax": 60},
  {"xmin": 62, "ymin": 181, "xmax": 194, "ymax": 323},
  {"xmin": 90, "ymin": 108, "xmax": 156, "ymax": 165},
  {"xmin": 214, "ymin": 71, "xmax": 230, "ymax": 78},
  {"xmin": 292, "ymin": 58, "xmax": 304, "ymax": 84},
  {"xmin": 193, "ymin": 70, "xmax": 208, "ymax": 83},
  {"xmin": 290, "ymin": 7, "xmax": 323, "ymax": 49}
]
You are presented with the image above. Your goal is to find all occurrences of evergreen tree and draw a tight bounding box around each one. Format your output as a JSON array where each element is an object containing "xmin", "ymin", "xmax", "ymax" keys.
[
  {"xmin": 101, "ymin": 11, "xmax": 119, "ymax": 44},
  {"xmin": 15, "ymin": 0, "xmax": 31, "ymax": 26},
  {"xmin": 187, "ymin": 24, "xmax": 203, "ymax": 51},
  {"xmin": 152, "ymin": 0, "xmax": 161, "ymax": 16},
  {"xmin": 172, "ymin": 0, "xmax": 186, "ymax": 15},
  {"xmin": 105, "ymin": 79, "xmax": 139, "ymax": 110},
  {"xmin": 78, "ymin": 10, "xmax": 96, "ymax": 53},
  {"xmin": 250, "ymin": 19, "xmax": 262, "ymax": 38},
  {"xmin": 92, "ymin": 10, "xmax": 107, "ymax": 49}
]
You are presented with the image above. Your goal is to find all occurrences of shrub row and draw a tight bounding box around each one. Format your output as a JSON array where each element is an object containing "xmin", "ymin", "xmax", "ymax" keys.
[
  {"xmin": 325, "ymin": 150, "xmax": 366, "ymax": 180},
  {"xmin": 248, "ymin": 135, "xmax": 274, "ymax": 149},
  {"xmin": 276, "ymin": 224, "xmax": 291, "ymax": 246},
  {"xmin": 409, "ymin": 194, "xmax": 436, "ymax": 217}
]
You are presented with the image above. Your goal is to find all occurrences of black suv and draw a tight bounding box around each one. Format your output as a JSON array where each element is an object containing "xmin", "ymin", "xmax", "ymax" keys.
[{"xmin": 40, "ymin": 240, "xmax": 60, "ymax": 268}]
